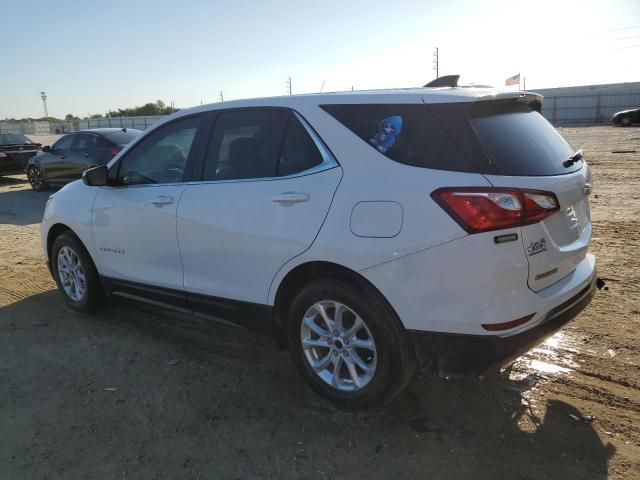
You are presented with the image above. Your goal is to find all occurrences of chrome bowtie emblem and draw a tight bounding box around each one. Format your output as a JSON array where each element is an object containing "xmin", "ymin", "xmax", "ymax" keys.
[{"xmin": 565, "ymin": 205, "xmax": 579, "ymax": 229}]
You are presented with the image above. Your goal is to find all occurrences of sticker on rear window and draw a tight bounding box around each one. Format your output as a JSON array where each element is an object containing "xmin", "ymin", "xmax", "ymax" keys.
[{"xmin": 369, "ymin": 116, "xmax": 402, "ymax": 153}]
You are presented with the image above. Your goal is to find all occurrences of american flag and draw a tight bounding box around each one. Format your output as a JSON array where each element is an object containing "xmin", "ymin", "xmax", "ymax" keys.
[{"xmin": 505, "ymin": 73, "xmax": 520, "ymax": 86}]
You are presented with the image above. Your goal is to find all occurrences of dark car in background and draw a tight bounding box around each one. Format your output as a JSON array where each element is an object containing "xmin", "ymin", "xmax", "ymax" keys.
[
  {"xmin": 611, "ymin": 107, "xmax": 640, "ymax": 126},
  {"xmin": 26, "ymin": 128, "xmax": 141, "ymax": 191},
  {"xmin": 0, "ymin": 133, "xmax": 41, "ymax": 176}
]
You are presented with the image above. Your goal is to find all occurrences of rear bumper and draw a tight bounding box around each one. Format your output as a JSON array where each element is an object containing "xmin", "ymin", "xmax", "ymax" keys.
[{"xmin": 408, "ymin": 274, "xmax": 596, "ymax": 375}]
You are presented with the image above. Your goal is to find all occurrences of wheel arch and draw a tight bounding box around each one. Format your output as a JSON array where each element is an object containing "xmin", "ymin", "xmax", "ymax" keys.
[
  {"xmin": 272, "ymin": 261, "xmax": 401, "ymax": 331},
  {"xmin": 46, "ymin": 223, "xmax": 74, "ymax": 261}
]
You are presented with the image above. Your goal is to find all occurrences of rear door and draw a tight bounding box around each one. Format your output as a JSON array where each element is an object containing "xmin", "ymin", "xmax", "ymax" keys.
[
  {"xmin": 70, "ymin": 133, "xmax": 97, "ymax": 177},
  {"xmin": 469, "ymin": 101, "xmax": 592, "ymax": 291},
  {"xmin": 177, "ymin": 109, "xmax": 342, "ymax": 316}
]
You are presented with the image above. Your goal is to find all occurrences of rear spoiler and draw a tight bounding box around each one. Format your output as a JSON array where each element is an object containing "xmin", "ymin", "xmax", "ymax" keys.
[{"xmin": 475, "ymin": 92, "xmax": 544, "ymax": 112}]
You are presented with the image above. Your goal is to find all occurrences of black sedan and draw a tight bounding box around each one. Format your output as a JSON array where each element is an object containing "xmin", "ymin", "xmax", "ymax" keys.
[
  {"xmin": 27, "ymin": 128, "xmax": 141, "ymax": 191},
  {"xmin": 0, "ymin": 133, "xmax": 41, "ymax": 176},
  {"xmin": 611, "ymin": 107, "xmax": 640, "ymax": 127}
]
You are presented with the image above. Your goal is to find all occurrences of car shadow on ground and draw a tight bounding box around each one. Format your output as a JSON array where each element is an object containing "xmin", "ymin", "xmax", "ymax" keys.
[
  {"xmin": 0, "ymin": 180, "xmax": 51, "ymax": 226},
  {"xmin": 0, "ymin": 292, "xmax": 615, "ymax": 479}
]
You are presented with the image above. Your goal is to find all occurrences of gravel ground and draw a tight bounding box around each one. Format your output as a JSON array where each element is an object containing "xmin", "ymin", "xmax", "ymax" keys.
[{"xmin": 0, "ymin": 126, "xmax": 638, "ymax": 479}]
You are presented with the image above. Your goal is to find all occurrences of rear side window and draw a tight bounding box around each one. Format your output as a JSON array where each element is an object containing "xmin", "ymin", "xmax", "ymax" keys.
[
  {"xmin": 469, "ymin": 101, "xmax": 579, "ymax": 176},
  {"xmin": 320, "ymin": 103, "xmax": 492, "ymax": 173}
]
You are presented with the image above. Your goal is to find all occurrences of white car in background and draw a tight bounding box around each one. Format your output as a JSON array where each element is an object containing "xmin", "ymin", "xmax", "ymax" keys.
[{"xmin": 41, "ymin": 84, "xmax": 596, "ymax": 409}]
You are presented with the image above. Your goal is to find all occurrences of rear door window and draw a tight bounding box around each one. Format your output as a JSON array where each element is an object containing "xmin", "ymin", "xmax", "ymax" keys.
[
  {"xmin": 202, "ymin": 110, "xmax": 289, "ymax": 181},
  {"xmin": 278, "ymin": 115, "xmax": 324, "ymax": 176},
  {"xmin": 320, "ymin": 104, "xmax": 492, "ymax": 173}
]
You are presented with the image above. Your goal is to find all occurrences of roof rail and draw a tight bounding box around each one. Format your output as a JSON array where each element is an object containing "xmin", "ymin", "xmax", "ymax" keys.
[{"xmin": 423, "ymin": 75, "xmax": 460, "ymax": 88}]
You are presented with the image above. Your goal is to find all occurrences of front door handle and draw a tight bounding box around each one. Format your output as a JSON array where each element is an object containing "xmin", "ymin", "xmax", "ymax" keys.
[
  {"xmin": 84, "ymin": 153, "xmax": 91, "ymax": 158},
  {"xmin": 150, "ymin": 195, "xmax": 174, "ymax": 207},
  {"xmin": 272, "ymin": 192, "xmax": 310, "ymax": 204}
]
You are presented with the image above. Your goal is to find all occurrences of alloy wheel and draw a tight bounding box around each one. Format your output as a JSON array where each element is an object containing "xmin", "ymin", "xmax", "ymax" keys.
[
  {"xmin": 57, "ymin": 246, "xmax": 86, "ymax": 302},
  {"xmin": 28, "ymin": 167, "xmax": 43, "ymax": 190},
  {"xmin": 300, "ymin": 300, "xmax": 377, "ymax": 392}
]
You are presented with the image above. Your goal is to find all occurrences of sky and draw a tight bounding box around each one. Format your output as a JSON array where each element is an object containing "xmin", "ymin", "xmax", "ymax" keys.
[{"xmin": 1, "ymin": 0, "xmax": 639, "ymax": 119}]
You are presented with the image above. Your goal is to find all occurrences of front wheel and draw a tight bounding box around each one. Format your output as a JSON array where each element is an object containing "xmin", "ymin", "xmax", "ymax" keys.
[
  {"xmin": 27, "ymin": 165, "xmax": 48, "ymax": 191},
  {"xmin": 620, "ymin": 116, "xmax": 632, "ymax": 127},
  {"xmin": 51, "ymin": 231, "xmax": 103, "ymax": 313},
  {"xmin": 287, "ymin": 279, "xmax": 416, "ymax": 410}
]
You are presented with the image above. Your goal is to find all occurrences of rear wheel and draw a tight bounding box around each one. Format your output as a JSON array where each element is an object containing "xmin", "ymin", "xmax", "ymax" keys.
[
  {"xmin": 620, "ymin": 116, "xmax": 632, "ymax": 127},
  {"xmin": 51, "ymin": 231, "xmax": 103, "ymax": 313},
  {"xmin": 287, "ymin": 279, "xmax": 415, "ymax": 410},
  {"xmin": 27, "ymin": 165, "xmax": 48, "ymax": 191}
]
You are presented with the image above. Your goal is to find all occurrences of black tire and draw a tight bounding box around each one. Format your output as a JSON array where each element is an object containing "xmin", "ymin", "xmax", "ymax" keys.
[
  {"xmin": 287, "ymin": 278, "xmax": 416, "ymax": 410},
  {"xmin": 27, "ymin": 165, "xmax": 48, "ymax": 191},
  {"xmin": 620, "ymin": 116, "xmax": 632, "ymax": 127},
  {"xmin": 51, "ymin": 231, "xmax": 103, "ymax": 313}
]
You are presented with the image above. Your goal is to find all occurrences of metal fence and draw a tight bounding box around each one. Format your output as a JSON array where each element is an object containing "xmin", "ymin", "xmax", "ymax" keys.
[
  {"xmin": 79, "ymin": 115, "xmax": 164, "ymax": 131},
  {"xmin": 535, "ymin": 82, "xmax": 640, "ymax": 125},
  {"xmin": 0, "ymin": 116, "xmax": 165, "ymax": 135}
]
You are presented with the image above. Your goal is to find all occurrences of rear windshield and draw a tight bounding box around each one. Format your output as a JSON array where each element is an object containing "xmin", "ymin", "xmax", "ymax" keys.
[
  {"xmin": 321, "ymin": 100, "xmax": 580, "ymax": 176},
  {"xmin": 469, "ymin": 101, "xmax": 580, "ymax": 176},
  {"xmin": 0, "ymin": 133, "xmax": 32, "ymax": 145},
  {"xmin": 103, "ymin": 130, "xmax": 141, "ymax": 146}
]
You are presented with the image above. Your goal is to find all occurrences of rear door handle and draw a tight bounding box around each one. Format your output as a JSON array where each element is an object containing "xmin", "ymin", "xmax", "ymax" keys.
[
  {"xmin": 150, "ymin": 195, "xmax": 174, "ymax": 207},
  {"xmin": 272, "ymin": 192, "xmax": 310, "ymax": 204}
]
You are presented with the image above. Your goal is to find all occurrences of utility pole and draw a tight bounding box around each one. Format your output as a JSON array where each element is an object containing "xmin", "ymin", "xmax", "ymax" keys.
[
  {"xmin": 286, "ymin": 76, "xmax": 292, "ymax": 95},
  {"xmin": 218, "ymin": 91, "xmax": 224, "ymax": 102},
  {"xmin": 40, "ymin": 91, "xmax": 48, "ymax": 118},
  {"xmin": 432, "ymin": 47, "xmax": 439, "ymax": 79}
]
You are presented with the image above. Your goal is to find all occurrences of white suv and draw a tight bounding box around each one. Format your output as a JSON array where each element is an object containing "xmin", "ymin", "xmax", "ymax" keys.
[{"xmin": 42, "ymin": 87, "xmax": 596, "ymax": 409}]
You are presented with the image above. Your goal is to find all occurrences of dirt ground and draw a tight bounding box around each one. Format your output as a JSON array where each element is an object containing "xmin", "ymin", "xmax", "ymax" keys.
[{"xmin": 0, "ymin": 126, "xmax": 638, "ymax": 479}]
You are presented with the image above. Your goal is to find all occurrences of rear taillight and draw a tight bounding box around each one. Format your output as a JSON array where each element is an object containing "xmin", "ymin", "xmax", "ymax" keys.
[
  {"xmin": 110, "ymin": 146, "xmax": 122, "ymax": 157},
  {"xmin": 431, "ymin": 187, "xmax": 559, "ymax": 234}
]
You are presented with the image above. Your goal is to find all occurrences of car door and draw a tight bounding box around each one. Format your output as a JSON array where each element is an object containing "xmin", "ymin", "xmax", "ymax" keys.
[
  {"xmin": 91, "ymin": 115, "xmax": 205, "ymax": 302},
  {"xmin": 44, "ymin": 134, "xmax": 75, "ymax": 181},
  {"xmin": 177, "ymin": 109, "xmax": 342, "ymax": 321},
  {"xmin": 70, "ymin": 133, "xmax": 98, "ymax": 177}
]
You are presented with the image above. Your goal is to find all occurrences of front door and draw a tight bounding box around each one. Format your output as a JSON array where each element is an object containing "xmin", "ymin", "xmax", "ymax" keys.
[
  {"xmin": 177, "ymin": 109, "xmax": 342, "ymax": 319},
  {"xmin": 91, "ymin": 115, "xmax": 203, "ymax": 298},
  {"xmin": 44, "ymin": 134, "xmax": 75, "ymax": 181}
]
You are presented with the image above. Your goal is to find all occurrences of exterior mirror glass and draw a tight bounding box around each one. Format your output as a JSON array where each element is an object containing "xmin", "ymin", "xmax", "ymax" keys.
[{"xmin": 82, "ymin": 165, "xmax": 108, "ymax": 187}]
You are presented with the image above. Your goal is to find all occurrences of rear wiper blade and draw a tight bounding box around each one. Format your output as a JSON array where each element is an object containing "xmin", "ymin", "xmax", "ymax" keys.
[{"xmin": 563, "ymin": 149, "xmax": 583, "ymax": 168}]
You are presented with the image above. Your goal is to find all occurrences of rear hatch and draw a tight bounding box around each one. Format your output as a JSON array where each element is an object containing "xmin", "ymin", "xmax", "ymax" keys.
[{"xmin": 467, "ymin": 97, "xmax": 591, "ymax": 291}]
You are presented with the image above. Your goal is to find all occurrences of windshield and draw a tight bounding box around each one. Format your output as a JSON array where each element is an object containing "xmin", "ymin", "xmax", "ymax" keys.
[
  {"xmin": 0, "ymin": 133, "xmax": 32, "ymax": 145},
  {"xmin": 469, "ymin": 101, "xmax": 580, "ymax": 176}
]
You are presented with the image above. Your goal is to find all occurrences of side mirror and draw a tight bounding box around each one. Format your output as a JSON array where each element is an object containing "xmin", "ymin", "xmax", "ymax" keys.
[
  {"xmin": 82, "ymin": 165, "xmax": 109, "ymax": 186},
  {"xmin": 42, "ymin": 145, "xmax": 51, "ymax": 153}
]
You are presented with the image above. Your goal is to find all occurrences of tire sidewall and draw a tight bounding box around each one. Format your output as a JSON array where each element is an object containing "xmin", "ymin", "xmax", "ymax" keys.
[
  {"xmin": 287, "ymin": 279, "xmax": 410, "ymax": 409},
  {"xmin": 51, "ymin": 232, "xmax": 100, "ymax": 313}
]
